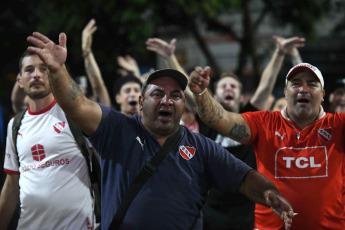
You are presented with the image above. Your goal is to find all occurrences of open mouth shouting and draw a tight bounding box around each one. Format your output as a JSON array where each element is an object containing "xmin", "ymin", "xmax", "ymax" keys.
[
  {"xmin": 296, "ymin": 97, "xmax": 310, "ymax": 106},
  {"xmin": 158, "ymin": 108, "xmax": 173, "ymax": 122}
]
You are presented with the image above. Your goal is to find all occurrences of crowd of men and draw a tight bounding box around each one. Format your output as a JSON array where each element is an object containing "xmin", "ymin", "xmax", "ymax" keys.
[{"xmin": 0, "ymin": 19, "xmax": 344, "ymax": 230}]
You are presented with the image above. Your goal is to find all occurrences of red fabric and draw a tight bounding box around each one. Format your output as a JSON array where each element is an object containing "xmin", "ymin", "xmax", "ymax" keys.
[{"xmin": 242, "ymin": 110, "xmax": 345, "ymax": 230}]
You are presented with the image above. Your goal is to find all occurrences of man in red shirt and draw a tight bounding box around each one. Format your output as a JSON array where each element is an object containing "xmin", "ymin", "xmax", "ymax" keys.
[{"xmin": 189, "ymin": 63, "xmax": 345, "ymax": 229}]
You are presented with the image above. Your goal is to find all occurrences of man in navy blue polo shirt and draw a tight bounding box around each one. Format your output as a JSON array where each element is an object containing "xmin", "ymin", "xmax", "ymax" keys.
[{"xmin": 26, "ymin": 32, "xmax": 294, "ymax": 230}]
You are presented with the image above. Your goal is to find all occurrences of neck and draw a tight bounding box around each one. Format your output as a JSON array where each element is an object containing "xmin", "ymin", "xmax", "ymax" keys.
[
  {"xmin": 28, "ymin": 94, "xmax": 55, "ymax": 112},
  {"xmin": 286, "ymin": 106, "xmax": 321, "ymax": 130}
]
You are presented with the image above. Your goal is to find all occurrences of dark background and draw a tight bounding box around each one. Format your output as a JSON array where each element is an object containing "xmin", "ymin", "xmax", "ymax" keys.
[{"xmin": 0, "ymin": 0, "xmax": 344, "ymax": 115}]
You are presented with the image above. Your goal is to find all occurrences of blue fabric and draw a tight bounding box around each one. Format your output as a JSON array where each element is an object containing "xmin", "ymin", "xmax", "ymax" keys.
[{"xmin": 89, "ymin": 104, "xmax": 251, "ymax": 230}]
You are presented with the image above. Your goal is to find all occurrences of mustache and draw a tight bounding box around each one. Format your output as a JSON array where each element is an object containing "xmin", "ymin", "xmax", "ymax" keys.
[{"xmin": 29, "ymin": 79, "xmax": 44, "ymax": 87}]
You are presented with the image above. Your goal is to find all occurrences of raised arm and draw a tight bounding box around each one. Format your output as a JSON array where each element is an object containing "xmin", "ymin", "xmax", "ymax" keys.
[
  {"xmin": 0, "ymin": 174, "xmax": 19, "ymax": 230},
  {"xmin": 82, "ymin": 19, "xmax": 111, "ymax": 107},
  {"xmin": 27, "ymin": 32, "xmax": 101, "ymax": 136},
  {"xmin": 189, "ymin": 66, "xmax": 251, "ymax": 145},
  {"xmin": 250, "ymin": 36, "xmax": 305, "ymax": 110},
  {"xmin": 146, "ymin": 38, "xmax": 197, "ymax": 113},
  {"xmin": 11, "ymin": 75, "xmax": 28, "ymax": 114},
  {"xmin": 237, "ymin": 170, "xmax": 294, "ymax": 230}
]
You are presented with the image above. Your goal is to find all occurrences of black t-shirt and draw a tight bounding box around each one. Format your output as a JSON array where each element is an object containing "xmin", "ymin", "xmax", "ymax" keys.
[{"xmin": 200, "ymin": 103, "xmax": 258, "ymax": 230}]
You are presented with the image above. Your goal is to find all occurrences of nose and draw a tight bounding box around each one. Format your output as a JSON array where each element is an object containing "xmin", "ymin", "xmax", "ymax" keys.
[
  {"xmin": 298, "ymin": 84, "xmax": 308, "ymax": 93},
  {"xmin": 160, "ymin": 95, "xmax": 173, "ymax": 105},
  {"xmin": 33, "ymin": 68, "xmax": 43, "ymax": 79},
  {"xmin": 224, "ymin": 84, "xmax": 232, "ymax": 91}
]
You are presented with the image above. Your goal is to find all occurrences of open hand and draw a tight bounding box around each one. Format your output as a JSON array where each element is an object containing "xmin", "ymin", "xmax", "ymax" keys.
[{"xmin": 27, "ymin": 32, "xmax": 67, "ymax": 73}]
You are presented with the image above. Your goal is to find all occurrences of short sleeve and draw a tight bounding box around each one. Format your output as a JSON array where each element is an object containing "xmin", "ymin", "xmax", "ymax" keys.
[{"xmin": 4, "ymin": 118, "xmax": 20, "ymax": 174}]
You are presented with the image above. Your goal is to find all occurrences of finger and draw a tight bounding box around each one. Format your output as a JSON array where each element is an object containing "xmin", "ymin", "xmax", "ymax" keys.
[
  {"xmin": 27, "ymin": 35, "xmax": 46, "ymax": 48},
  {"xmin": 204, "ymin": 66, "xmax": 211, "ymax": 77},
  {"xmin": 89, "ymin": 26, "xmax": 97, "ymax": 35},
  {"xmin": 146, "ymin": 46, "xmax": 157, "ymax": 52},
  {"xmin": 32, "ymin": 32, "xmax": 51, "ymax": 44},
  {"xmin": 86, "ymin": 19, "xmax": 96, "ymax": 29},
  {"xmin": 170, "ymin": 38, "xmax": 177, "ymax": 47},
  {"xmin": 272, "ymin": 35, "xmax": 283, "ymax": 41},
  {"xmin": 27, "ymin": 46, "xmax": 44, "ymax": 60},
  {"xmin": 59, "ymin": 33, "xmax": 67, "ymax": 49},
  {"xmin": 27, "ymin": 46, "xmax": 41, "ymax": 53}
]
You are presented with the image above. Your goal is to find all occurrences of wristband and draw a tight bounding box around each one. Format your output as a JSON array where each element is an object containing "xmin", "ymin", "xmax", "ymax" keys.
[{"xmin": 198, "ymin": 88, "xmax": 207, "ymax": 96}]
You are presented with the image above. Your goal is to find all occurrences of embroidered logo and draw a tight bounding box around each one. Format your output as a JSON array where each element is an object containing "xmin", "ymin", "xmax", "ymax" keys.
[
  {"xmin": 31, "ymin": 144, "xmax": 46, "ymax": 161},
  {"xmin": 318, "ymin": 128, "xmax": 332, "ymax": 143},
  {"xmin": 136, "ymin": 136, "xmax": 145, "ymax": 150},
  {"xmin": 179, "ymin": 146, "xmax": 196, "ymax": 160},
  {"xmin": 275, "ymin": 131, "xmax": 286, "ymax": 141},
  {"xmin": 53, "ymin": 121, "xmax": 65, "ymax": 133}
]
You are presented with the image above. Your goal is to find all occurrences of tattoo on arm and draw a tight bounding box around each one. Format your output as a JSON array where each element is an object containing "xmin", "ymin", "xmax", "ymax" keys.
[
  {"xmin": 68, "ymin": 80, "xmax": 82, "ymax": 100},
  {"xmin": 229, "ymin": 123, "xmax": 249, "ymax": 140},
  {"xmin": 197, "ymin": 95, "xmax": 223, "ymax": 125}
]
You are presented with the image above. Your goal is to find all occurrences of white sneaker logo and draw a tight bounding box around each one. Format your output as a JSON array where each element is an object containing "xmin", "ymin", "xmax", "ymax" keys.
[
  {"xmin": 275, "ymin": 131, "xmax": 286, "ymax": 141},
  {"xmin": 136, "ymin": 136, "xmax": 145, "ymax": 150}
]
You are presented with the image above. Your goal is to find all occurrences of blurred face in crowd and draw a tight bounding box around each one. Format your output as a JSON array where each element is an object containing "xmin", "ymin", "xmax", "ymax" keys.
[
  {"xmin": 18, "ymin": 54, "xmax": 51, "ymax": 100},
  {"xmin": 116, "ymin": 82, "xmax": 141, "ymax": 116},
  {"xmin": 285, "ymin": 71, "xmax": 325, "ymax": 121},
  {"xmin": 140, "ymin": 76, "xmax": 185, "ymax": 136},
  {"xmin": 272, "ymin": 97, "xmax": 287, "ymax": 112},
  {"xmin": 214, "ymin": 76, "xmax": 242, "ymax": 112},
  {"xmin": 328, "ymin": 88, "xmax": 345, "ymax": 113}
]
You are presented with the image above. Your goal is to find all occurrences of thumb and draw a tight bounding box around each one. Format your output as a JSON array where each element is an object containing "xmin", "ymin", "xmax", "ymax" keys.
[{"xmin": 59, "ymin": 33, "xmax": 67, "ymax": 49}]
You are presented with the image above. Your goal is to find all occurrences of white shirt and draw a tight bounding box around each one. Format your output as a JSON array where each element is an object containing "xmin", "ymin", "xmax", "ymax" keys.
[{"xmin": 4, "ymin": 100, "xmax": 94, "ymax": 230}]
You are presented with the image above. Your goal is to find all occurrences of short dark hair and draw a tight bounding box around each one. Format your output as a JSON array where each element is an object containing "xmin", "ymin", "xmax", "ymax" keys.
[
  {"xmin": 213, "ymin": 72, "xmax": 243, "ymax": 93},
  {"xmin": 113, "ymin": 72, "xmax": 143, "ymax": 95},
  {"xmin": 19, "ymin": 50, "xmax": 37, "ymax": 75}
]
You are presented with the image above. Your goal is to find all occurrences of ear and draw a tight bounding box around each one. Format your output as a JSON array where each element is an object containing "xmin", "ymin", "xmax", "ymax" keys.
[
  {"xmin": 17, "ymin": 73, "xmax": 24, "ymax": 88},
  {"xmin": 322, "ymin": 89, "xmax": 326, "ymax": 102},
  {"xmin": 139, "ymin": 95, "xmax": 144, "ymax": 111},
  {"xmin": 115, "ymin": 94, "xmax": 121, "ymax": 104},
  {"xmin": 284, "ymin": 88, "xmax": 287, "ymax": 98}
]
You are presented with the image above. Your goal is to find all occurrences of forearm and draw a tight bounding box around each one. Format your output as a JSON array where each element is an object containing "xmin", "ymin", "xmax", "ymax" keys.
[
  {"xmin": 250, "ymin": 49, "xmax": 285, "ymax": 110},
  {"xmin": 238, "ymin": 170, "xmax": 279, "ymax": 206},
  {"xmin": 0, "ymin": 175, "xmax": 19, "ymax": 230},
  {"xmin": 194, "ymin": 89, "xmax": 241, "ymax": 139},
  {"xmin": 50, "ymin": 65, "xmax": 101, "ymax": 136},
  {"xmin": 163, "ymin": 54, "xmax": 198, "ymax": 113},
  {"xmin": 289, "ymin": 48, "xmax": 302, "ymax": 66},
  {"xmin": 84, "ymin": 53, "xmax": 111, "ymax": 107},
  {"xmin": 165, "ymin": 54, "xmax": 187, "ymax": 76},
  {"xmin": 50, "ymin": 65, "xmax": 84, "ymax": 110},
  {"xmin": 11, "ymin": 81, "xmax": 27, "ymax": 114}
]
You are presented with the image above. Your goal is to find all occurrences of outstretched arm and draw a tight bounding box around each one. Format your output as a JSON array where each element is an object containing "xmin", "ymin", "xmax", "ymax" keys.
[
  {"xmin": 237, "ymin": 170, "xmax": 294, "ymax": 230},
  {"xmin": 0, "ymin": 174, "xmax": 19, "ymax": 230},
  {"xmin": 189, "ymin": 66, "xmax": 251, "ymax": 145},
  {"xmin": 82, "ymin": 19, "xmax": 111, "ymax": 107},
  {"xmin": 146, "ymin": 38, "xmax": 197, "ymax": 114},
  {"xmin": 27, "ymin": 32, "xmax": 101, "ymax": 136},
  {"xmin": 250, "ymin": 36, "xmax": 305, "ymax": 110}
]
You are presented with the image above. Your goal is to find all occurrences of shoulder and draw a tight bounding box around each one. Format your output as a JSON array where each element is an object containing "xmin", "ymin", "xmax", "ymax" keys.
[
  {"xmin": 182, "ymin": 127, "xmax": 223, "ymax": 150},
  {"xmin": 323, "ymin": 112, "xmax": 345, "ymax": 124}
]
